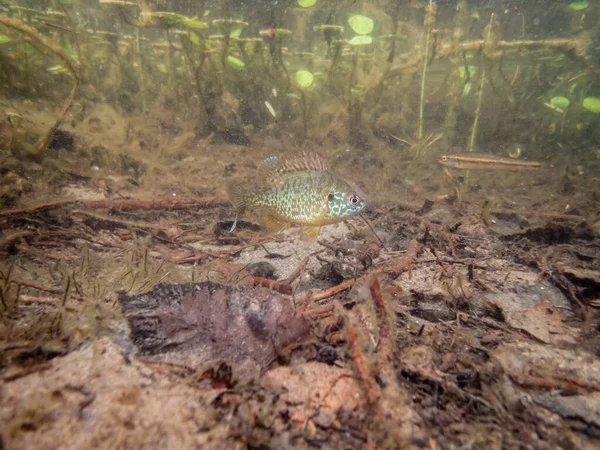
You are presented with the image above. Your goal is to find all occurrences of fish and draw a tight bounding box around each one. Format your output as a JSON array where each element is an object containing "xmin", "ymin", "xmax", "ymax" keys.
[
  {"xmin": 438, "ymin": 153, "xmax": 543, "ymax": 171},
  {"xmin": 227, "ymin": 153, "xmax": 366, "ymax": 241}
]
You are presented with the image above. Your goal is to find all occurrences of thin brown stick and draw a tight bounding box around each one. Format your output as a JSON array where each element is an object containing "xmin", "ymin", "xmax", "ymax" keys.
[
  {"xmin": 9, "ymin": 279, "xmax": 84, "ymax": 301},
  {"xmin": 72, "ymin": 210, "xmax": 168, "ymax": 231},
  {"xmin": 311, "ymin": 279, "xmax": 355, "ymax": 302},
  {"xmin": 250, "ymin": 276, "xmax": 293, "ymax": 295},
  {"xmin": 301, "ymin": 303, "xmax": 334, "ymax": 321},
  {"xmin": 283, "ymin": 256, "xmax": 309, "ymax": 285},
  {"xmin": 378, "ymin": 239, "xmax": 420, "ymax": 279},
  {"xmin": 347, "ymin": 323, "xmax": 380, "ymax": 406},
  {"xmin": 369, "ymin": 275, "xmax": 392, "ymax": 361},
  {"xmin": 510, "ymin": 373, "xmax": 600, "ymax": 393},
  {"xmin": 0, "ymin": 197, "xmax": 228, "ymax": 218}
]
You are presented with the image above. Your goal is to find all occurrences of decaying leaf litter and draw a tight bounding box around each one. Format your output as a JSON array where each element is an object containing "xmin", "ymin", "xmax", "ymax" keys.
[{"xmin": 0, "ymin": 107, "xmax": 599, "ymax": 449}]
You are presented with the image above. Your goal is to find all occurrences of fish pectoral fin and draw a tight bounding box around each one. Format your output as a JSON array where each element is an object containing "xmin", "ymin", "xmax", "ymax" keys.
[
  {"xmin": 260, "ymin": 210, "xmax": 291, "ymax": 233},
  {"xmin": 302, "ymin": 225, "xmax": 321, "ymax": 241}
]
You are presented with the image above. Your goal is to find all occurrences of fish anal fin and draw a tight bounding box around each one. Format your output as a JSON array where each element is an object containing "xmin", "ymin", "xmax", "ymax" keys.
[
  {"xmin": 260, "ymin": 210, "xmax": 291, "ymax": 233},
  {"xmin": 302, "ymin": 225, "xmax": 322, "ymax": 241}
]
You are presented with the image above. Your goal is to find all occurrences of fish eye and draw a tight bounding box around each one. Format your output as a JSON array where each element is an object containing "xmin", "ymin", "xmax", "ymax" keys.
[
  {"xmin": 327, "ymin": 193, "xmax": 335, "ymax": 202},
  {"xmin": 350, "ymin": 195, "xmax": 359, "ymax": 205},
  {"xmin": 441, "ymin": 156, "xmax": 447, "ymax": 161}
]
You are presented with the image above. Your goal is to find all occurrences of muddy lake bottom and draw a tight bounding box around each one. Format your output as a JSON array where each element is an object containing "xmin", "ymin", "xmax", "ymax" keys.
[{"xmin": 1, "ymin": 100, "xmax": 600, "ymax": 449}]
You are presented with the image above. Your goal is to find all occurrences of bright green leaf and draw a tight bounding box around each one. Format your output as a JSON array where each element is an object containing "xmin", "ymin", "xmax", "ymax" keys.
[
  {"xmin": 348, "ymin": 35, "xmax": 372, "ymax": 46},
  {"xmin": 189, "ymin": 32, "xmax": 201, "ymax": 45},
  {"xmin": 295, "ymin": 70, "xmax": 314, "ymax": 88},
  {"xmin": 181, "ymin": 17, "xmax": 208, "ymax": 29},
  {"xmin": 227, "ymin": 55, "xmax": 245, "ymax": 70},
  {"xmin": 271, "ymin": 28, "xmax": 292, "ymax": 36},
  {"xmin": 47, "ymin": 65, "xmax": 68, "ymax": 74},
  {"xmin": 297, "ymin": 0, "xmax": 317, "ymax": 7},
  {"xmin": 568, "ymin": 2, "xmax": 589, "ymax": 11},
  {"xmin": 0, "ymin": 34, "xmax": 11, "ymax": 44},
  {"xmin": 583, "ymin": 97, "xmax": 600, "ymax": 113},
  {"xmin": 550, "ymin": 96, "xmax": 570, "ymax": 110},
  {"xmin": 230, "ymin": 27, "xmax": 243, "ymax": 38},
  {"xmin": 348, "ymin": 15, "xmax": 374, "ymax": 35}
]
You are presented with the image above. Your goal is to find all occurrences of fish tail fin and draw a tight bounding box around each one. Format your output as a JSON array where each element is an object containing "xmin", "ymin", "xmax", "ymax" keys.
[{"xmin": 226, "ymin": 181, "xmax": 249, "ymax": 232}]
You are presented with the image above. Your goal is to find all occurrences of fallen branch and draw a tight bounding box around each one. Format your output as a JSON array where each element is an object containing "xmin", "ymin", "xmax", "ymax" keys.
[{"xmin": 0, "ymin": 197, "xmax": 229, "ymax": 218}]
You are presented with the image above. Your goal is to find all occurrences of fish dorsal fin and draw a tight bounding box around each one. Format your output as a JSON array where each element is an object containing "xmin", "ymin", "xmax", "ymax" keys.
[{"xmin": 258, "ymin": 152, "xmax": 328, "ymax": 185}]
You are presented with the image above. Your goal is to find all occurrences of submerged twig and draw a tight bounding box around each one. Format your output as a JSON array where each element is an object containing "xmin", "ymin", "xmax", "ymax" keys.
[{"xmin": 0, "ymin": 197, "xmax": 228, "ymax": 218}]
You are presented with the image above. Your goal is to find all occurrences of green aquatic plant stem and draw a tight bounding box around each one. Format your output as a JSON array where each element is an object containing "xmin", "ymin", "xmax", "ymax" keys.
[
  {"xmin": 0, "ymin": 14, "xmax": 80, "ymax": 76},
  {"xmin": 468, "ymin": 13, "xmax": 495, "ymax": 154},
  {"xmin": 465, "ymin": 13, "xmax": 495, "ymax": 187},
  {"xmin": 0, "ymin": 14, "xmax": 80, "ymax": 153},
  {"xmin": 418, "ymin": 0, "xmax": 436, "ymax": 140},
  {"xmin": 468, "ymin": 63, "xmax": 486, "ymax": 154},
  {"xmin": 135, "ymin": 28, "xmax": 146, "ymax": 110},
  {"xmin": 443, "ymin": 0, "xmax": 469, "ymax": 147}
]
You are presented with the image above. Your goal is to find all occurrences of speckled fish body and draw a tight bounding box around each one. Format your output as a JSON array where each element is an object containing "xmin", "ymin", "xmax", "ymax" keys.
[
  {"xmin": 227, "ymin": 153, "xmax": 366, "ymax": 240},
  {"xmin": 251, "ymin": 171, "xmax": 363, "ymax": 225}
]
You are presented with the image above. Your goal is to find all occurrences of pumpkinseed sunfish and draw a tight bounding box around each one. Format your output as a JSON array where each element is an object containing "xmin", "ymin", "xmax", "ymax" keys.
[{"xmin": 227, "ymin": 153, "xmax": 366, "ymax": 240}]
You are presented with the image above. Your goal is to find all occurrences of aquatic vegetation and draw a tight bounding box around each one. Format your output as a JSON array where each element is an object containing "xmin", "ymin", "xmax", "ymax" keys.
[
  {"xmin": 0, "ymin": 0, "xmax": 597, "ymax": 156},
  {"xmin": 568, "ymin": 2, "xmax": 589, "ymax": 11},
  {"xmin": 227, "ymin": 55, "xmax": 245, "ymax": 70},
  {"xmin": 1, "ymin": 2, "xmax": 600, "ymax": 450},
  {"xmin": 47, "ymin": 64, "xmax": 68, "ymax": 75},
  {"xmin": 546, "ymin": 96, "xmax": 570, "ymax": 113},
  {"xmin": 348, "ymin": 35, "xmax": 372, "ymax": 46},
  {"xmin": 418, "ymin": 0, "xmax": 436, "ymax": 140},
  {"xmin": 297, "ymin": 0, "xmax": 317, "ymax": 7},
  {"xmin": 348, "ymin": 15, "xmax": 374, "ymax": 36},
  {"xmin": 583, "ymin": 97, "xmax": 600, "ymax": 113},
  {"xmin": 295, "ymin": 70, "xmax": 314, "ymax": 88}
]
